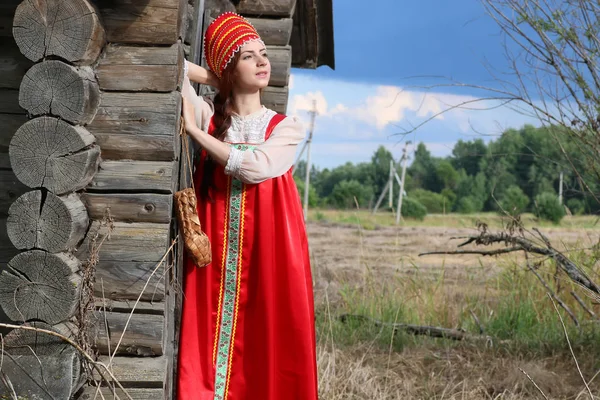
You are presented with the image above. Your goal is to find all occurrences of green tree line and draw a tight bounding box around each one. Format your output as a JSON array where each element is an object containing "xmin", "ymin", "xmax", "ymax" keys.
[{"xmin": 294, "ymin": 124, "xmax": 599, "ymax": 221}]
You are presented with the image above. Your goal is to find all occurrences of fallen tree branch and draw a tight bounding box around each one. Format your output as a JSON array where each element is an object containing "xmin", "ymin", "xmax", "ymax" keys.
[
  {"xmin": 338, "ymin": 314, "xmax": 505, "ymax": 345},
  {"xmin": 419, "ymin": 231, "xmax": 600, "ymax": 297}
]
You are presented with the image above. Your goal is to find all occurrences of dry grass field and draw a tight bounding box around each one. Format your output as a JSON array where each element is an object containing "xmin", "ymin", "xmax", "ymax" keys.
[{"xmin": 307, "ymin": 210, "xmax": 600, "ymax": 399}]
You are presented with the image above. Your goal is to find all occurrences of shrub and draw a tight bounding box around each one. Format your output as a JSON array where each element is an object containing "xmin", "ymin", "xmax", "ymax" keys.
[
  {"xmin": 534, "ymin": 192, "xmax": 565, "ymax": 224},
  {"xmin": 455, "ymin": 196, "xmax": 478, "ymax": 214},
  {"xmin": 400, "ymin": 197, "xmax": 427, "ymax": 220},
  {"xmin": 294, "ymin": 176, "xmax": 320, "ymax": 207},
  {"xmin": 329, "ymin": 180, "xmax": 374, "ymax": 209},
  {"xmin": 409, "ymin": 189, "xmax": 448, "ymax": 213},
  {"xmin": 499, "ymin": 185, "xmax": 529, "ymax": 216},
  {"xmin": 566, "ymin": 198, "xmax": 585, "ymax": 215}
]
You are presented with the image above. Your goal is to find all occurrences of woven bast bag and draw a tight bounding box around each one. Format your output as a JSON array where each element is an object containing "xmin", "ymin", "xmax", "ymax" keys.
[{"xmin": 174, "ymin": 117, "xmax": 211, "ymax": 267}]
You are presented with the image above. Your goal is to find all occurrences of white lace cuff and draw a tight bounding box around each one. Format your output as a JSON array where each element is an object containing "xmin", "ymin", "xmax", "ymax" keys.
[{"xmin": 224, "ymin": 147, "xmax": 244, "ymax": 177}]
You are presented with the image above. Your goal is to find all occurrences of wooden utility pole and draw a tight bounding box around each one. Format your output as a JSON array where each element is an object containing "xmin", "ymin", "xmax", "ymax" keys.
[
  {"xmin": 396, "ymin": 141, "xmax": 410, "ymax": 225},
  {"xmin": 559, "ymin": 171, "xmax": 564, "ymax": 204},
  {"xmin": 303, "ymin": 99, "xmax": 317, "ymax": 220}
]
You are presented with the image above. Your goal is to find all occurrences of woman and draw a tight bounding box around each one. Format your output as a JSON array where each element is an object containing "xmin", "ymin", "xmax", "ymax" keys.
[{"xmin": 177, "ymin": 12, "xmax": 318, "ymax": 400}]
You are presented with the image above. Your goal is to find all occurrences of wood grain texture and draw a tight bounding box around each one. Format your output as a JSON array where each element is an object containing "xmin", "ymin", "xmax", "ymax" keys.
[
  {"xmin": 0, "ymin": 113, "xmax": 27, "ymax": 152},
  {"xmin": 95, "ymin": 0, "xmax": 182, "ymax": 45},
  {"xmin": 266, "ymin": 45, "xmax": 291, "ymax": 87},
  {"xmin": 0, "ymin": 250, "xmax": 81, "ymax": 324},
  {"xmin": 94, "ymin": 298, "xmax": 165, "ymax": 315},
  {"xmin": 13, "ymin": 0, "xmax": 105, "ymax": 63},
  {"xmin": 1, "ymin": 322, "xmax": 83, "ymax": 399},
  {"xmin": 93, "ymin": 311, "xmax": 164, "ymax": 356},
  {"xmin": 91, "ymin": 355, "xmax": 166, "ymax": 384},
  {"xmin": 89, "ymin": 161, "xmax": 175, "ymax": 193},
  {"xmin": 7, "ymin": 190, "xmax": 88, "ymax": 252},
  {"xmin": 236, "ymin": 0, "xmax": 297, "ymax": 17},
  {"xmin": 0, "ymin": 0, "xmax": 21, "ymax": 38},
  {"xmin": 247, "ymin": 17, "xmax": 293, "ymax": 46},
  {"xmin": 19, "ymin": 61, "xmax": 100, "ymax": 124},
  {"xmin": 96, "ymin": 44, "xmax": 183, "ymax": 92},
  {"xmin": 82, "ymin": 193, "xmax": 172, "ymax": 223},
  {"xmin": 9, "ymin": 117, "xmax": 100, "ymax": 195},
  {"xmin": 261, "ymin": 86, "xmax": 288, "ymax": 114},
  {"xmin": 78, "ymin": 221, "xmax": 169, "ymax": 301},
  {"xmin": 0, "ymin": 88, "xmax": 25, "ymax": 114},
  {"xmin": 87, "ymin": 91, "xmax": 180, "ymax": 161}
]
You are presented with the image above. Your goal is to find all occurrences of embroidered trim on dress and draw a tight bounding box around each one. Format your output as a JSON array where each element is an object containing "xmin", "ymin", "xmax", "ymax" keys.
[
  {"xmin": 213, "ymin": 144, "xmax": 254, "ymax": 400},
  {"xmin": 224, "ymin": 147, "xmax": 244, "ymax": 177}
]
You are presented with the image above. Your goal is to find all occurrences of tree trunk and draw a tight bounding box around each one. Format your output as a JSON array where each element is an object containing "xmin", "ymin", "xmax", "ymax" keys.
[
  {"xmin": 0, "ymin": 250, "xmax": 81, "ymax": 324},
  {"xmin": 19, "ymin": 61, "xmax": 100, "ymax": 124},
  {"xmin": 7, "ymin": 190, "xmax": 88, "ymax": 252},
  {"xmin": 12, "ymin": 0, "xmax": 105, "ymax": 64},
  {"xmin": 9, "ymin": 117, "xmax": 100, "ymax": 195}
]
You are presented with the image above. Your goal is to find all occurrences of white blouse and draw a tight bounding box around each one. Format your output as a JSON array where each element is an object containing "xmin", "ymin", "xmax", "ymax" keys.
[{"xmin": 182, "ymin": 75, "xmax": 305, "ymax": 184}]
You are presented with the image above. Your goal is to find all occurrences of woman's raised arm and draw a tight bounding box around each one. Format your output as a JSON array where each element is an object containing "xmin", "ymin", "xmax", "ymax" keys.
[{"xmin": 185, "ymin": 60, "xmax": 220, "ymax": 88}]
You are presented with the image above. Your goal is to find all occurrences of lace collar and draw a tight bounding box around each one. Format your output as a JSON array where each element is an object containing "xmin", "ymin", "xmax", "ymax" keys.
[{"xmin": 226, "ymin": 106, "xmax": 277, "ymax": 144}]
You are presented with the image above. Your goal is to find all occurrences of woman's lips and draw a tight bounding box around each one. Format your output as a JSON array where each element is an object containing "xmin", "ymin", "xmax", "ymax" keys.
[{"xmin": 256, "ymin": 71, "xmax": 268, "ymax": 78}]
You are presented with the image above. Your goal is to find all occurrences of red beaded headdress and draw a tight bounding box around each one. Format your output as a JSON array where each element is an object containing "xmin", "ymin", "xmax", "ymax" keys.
[{"xmin": 203, "ymin": 12, "xmax": 264, "ymax": 79}]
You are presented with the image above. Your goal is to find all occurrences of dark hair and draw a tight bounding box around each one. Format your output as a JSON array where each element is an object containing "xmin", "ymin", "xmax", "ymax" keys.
[{"xmin": 200, "ymin": 52, "xmax": 240, "ymax": 200}]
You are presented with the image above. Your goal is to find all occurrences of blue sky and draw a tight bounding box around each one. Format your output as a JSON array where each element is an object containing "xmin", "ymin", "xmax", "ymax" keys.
[{"xmin": 287, "ymin": 0, "xmax": 541, "ymax": 169}]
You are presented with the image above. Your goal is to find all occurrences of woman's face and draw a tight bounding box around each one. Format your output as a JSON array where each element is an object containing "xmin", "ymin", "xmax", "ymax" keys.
[{"xmin": 233, "ymin": 40, "xmax": 271, "ymax": 92}]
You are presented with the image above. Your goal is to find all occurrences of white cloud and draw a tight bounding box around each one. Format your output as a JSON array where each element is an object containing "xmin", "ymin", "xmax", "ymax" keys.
[{"xmin": 289, "ymin": 91, "xmax": 328, "ymax": 116}]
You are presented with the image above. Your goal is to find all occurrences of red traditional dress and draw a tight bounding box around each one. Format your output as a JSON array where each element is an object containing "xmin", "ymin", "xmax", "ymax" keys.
[{"xmin": 177, "ymin": 76, "xmax": 318, "ymax": 400}]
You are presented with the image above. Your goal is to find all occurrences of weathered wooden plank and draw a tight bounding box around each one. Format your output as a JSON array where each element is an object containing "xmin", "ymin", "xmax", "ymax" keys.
[
  {"xmin": 93, "ymin": 311, "xmax": 164, "ymax": 356},
  {"xmin": 97, "ymin": 135, "xmax": 178, "ymax": 161},
  {"xmin": 82, "ymin": 193, "xmax": 172, "ymax": 223},
  {"xmin": 80, "ymin": 387, "xmax": 164, "ymax": 400},
  {"xmin": 87, "ymin": 91, "xmax": 180, "ymax": 161},
  {"xmin": 97, "ymin": 44, "xmax": 183, "ymax": 92},
  {"xmin": 267, "ymin": 45, "xmax": 291, "ymax": 87},
  {"xmin": 236, "ymin": 0, "xmax": 297, "ymax": 17},
  {"xmin": 0, "ymin": 113, "xmax": 27, "ymax": 152},
  {"xmin": 0, "ymin": 170, "xmax": 28, "ymax": 217},
  {"xmin": 94, "ymin": 261, "xmax": 166, "ymax": 301},
  {"xmin": 94, "ymin": 298, "xmax": 165, "ymax": 315},
  {"xmin": 89, "ymin": 161, "xmax": 175, "ymax": 193},
  {"xmin": 262, "ymin": 86, "xmax": 288, "ymax": 114},
  {"xmin": 89, "ymin": 92, "xmax": 180, "ymax": 136},
  {"xmin": 80, "ymin": 221, "xmax": 170, "ymax": 263},
  {"xmin": 91, "ymin": 355, "xmax": 166, "ymax": 385},
  {"xmin": 96, "ymin": 0, "xmax": 182, "ymax": 45},
  {"xmin": 248, "ymin": 17, "xmax": 293, "ymax": 46},
  {"xmin": 0, "ymin": 37, "xmax": 34, "ymax": 89},
  {"xmin": 78, "ymin": 221, "xmax": 169, "ymax": 301}
]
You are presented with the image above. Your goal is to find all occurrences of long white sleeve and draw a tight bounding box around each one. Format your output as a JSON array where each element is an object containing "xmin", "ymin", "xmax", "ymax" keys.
[
  {"xmin": 225, "ymin": 116, "xmax": 306, "ymax": 184},
  {"xmin": 181, "ymin": 75, "xmax": 214, "ymax": 132}
]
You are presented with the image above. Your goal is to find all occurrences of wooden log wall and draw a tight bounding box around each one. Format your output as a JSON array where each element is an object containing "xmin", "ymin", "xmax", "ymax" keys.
[
  {"xmin": 1, "ymin": 0, "xmax": 297, "ymax": 398},
  {"xmin": 0, "ymin": 0, "xmax": 105, "ymax": 397},
  {"xmin": 1, "ymin": 0, "xmax": 190, "ymax": 398}
]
